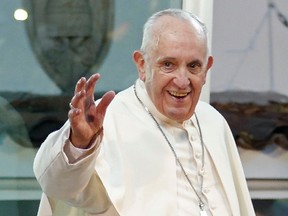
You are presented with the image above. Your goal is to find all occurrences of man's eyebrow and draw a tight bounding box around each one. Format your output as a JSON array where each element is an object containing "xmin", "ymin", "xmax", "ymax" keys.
[
  {"xmin": 188, "ymin": 59, "xmax": 203, "ymax": 65},
  {"xmin": 156, "ymin": 56, "xmax": 177, "ymax": 62},
  {"xmin": 156, "ymin": 57, "xmax": 203, "ymax": 65}
]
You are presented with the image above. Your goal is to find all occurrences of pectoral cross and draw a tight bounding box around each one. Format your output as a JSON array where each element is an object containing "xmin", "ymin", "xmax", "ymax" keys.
[{"xmin": 199, "ymin": 202, "xmax": 208, "ymax": 216}]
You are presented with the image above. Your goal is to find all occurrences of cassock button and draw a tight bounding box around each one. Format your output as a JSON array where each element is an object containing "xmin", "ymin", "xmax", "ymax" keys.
[
  {"xmin": 203, "ymin": 187, "xmax": 210, "ymax": 194},
  {"xmin": 199, "ymin": 168, "xmax": 206, "ymax": 176},
  {"xmin": 195, "ymin": 152, "xmax": 202, "ymax": 159},
  {"xmin": 190, "ymin": 135, "xmax": 196, "ymax": 141},
  {"xmin": 210, "ymin": 203, "xmax": 217, "ymax": 210}
]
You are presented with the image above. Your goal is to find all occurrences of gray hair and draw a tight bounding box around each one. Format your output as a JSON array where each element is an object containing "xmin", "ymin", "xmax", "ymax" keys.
[{"xmin": 140, "ymin": 8, "xmax": 209, "ymax": 55}]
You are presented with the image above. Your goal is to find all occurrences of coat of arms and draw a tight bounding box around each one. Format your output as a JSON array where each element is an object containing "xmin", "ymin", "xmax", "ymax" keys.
[
  {"xmin": 5, "ymin": 0, "xmax": 114, "ymax": 148},
  {"xmin": 23, "ymin": 0, "xmax": 114, "ymax": 93}
]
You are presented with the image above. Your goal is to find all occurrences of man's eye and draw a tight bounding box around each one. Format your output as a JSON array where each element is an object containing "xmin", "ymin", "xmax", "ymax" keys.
[
  {"xmin": 189, "ymin": 63, "xmax": 199, "ymax": 68},
  {"xmin": 188, "ymin": 63, "xmax": 201, "ymax": 73},
  {"xmin": 160, "ymin": 62, "xmax": 175, "ymax": 72},
  {"xmin": 164, "ymin": 62, "xmax": 172, "ymax": 68}
]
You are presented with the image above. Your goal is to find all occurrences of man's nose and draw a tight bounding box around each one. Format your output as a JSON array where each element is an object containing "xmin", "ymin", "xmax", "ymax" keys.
[{"xmin": 173, "ymin": 69, "xmax": 190, "ymax": 88}]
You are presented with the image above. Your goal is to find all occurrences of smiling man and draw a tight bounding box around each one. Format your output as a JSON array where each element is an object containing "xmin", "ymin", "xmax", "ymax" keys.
[
  {"xmin": 134, "ymin": 14, "xmax": 213, "ymax": 123},
  {"xmin": 34, "ymin": 9, "xmax": 255, "ymax": 216}
]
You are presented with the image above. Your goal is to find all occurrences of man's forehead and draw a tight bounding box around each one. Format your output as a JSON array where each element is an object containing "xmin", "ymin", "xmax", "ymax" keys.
[{"xmin": 153, "ymin": 15, "xmax": 203, "ymax": 35}]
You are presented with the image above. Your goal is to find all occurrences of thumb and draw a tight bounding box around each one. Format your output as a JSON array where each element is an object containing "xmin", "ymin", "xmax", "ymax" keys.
[{"xmin": 96, "ymin": 91, "xmax": 115, "ymax": 116}]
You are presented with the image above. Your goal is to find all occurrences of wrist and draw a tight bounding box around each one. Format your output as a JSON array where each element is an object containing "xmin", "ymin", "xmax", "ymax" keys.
[{"xmin": 69, "ymin": 127, "xmax": 103, "ymax": 149}]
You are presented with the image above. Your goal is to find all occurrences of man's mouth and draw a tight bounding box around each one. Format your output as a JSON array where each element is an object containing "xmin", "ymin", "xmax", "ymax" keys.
[{"xmin": 168, "ymin": 91, "xmax": 190, "ymax": 98}]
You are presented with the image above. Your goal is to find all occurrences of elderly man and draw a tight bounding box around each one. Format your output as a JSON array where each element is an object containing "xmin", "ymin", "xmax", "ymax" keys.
[{"xmin": 34, "ymin": 8, "xmax": 255, "ymax": 216}]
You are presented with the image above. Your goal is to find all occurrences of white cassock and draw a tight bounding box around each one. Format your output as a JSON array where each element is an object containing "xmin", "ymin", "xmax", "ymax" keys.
[{"xmin": 34, "ymin": 79, "xmax": 255, "ymax": 216}]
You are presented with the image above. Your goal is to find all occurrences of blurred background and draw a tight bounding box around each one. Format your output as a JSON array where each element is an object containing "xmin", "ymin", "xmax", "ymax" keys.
[{"xmin": 0, "ymin": 0, "xmax": 287, "ymax": 215}]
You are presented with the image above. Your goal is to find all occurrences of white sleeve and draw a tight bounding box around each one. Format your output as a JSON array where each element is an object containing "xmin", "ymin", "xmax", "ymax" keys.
[
  {"xmin": 33, "ymin": 121, "xmax": 111, "ymax": 214},
  {"xmin": 63, "ymin": 135, "xmax": 101, "ymax": 164}
]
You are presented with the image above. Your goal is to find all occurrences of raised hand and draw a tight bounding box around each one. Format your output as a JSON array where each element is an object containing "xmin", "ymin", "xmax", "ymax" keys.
[{"xmin": 68, "ymin": 73, "xmax": 115, "ymax": 149}]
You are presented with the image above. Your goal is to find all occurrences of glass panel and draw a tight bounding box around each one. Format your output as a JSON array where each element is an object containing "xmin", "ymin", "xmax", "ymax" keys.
[
  {"xmin": 0, "ymin": 0, "xmax": 182, "ymax": 215},
  {"xmin": 253, "ymin": 199, "xmax": 288, "ymax": 216},
  {"xmin": 211, "ymin": 0, "xmax": 288, "ymax": 212}
]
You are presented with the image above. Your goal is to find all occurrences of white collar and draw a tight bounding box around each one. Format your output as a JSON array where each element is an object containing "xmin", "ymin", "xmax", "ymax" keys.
[{"xmin": 134, "ymin": 79, "xmax": 197, "ymax": 128}]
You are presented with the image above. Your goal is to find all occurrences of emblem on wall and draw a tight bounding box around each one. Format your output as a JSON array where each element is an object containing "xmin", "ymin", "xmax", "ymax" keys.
[
  {"xmin": 6, "ymin": 0, "xmax": 115, "ymax": 148},
  {"xmin": 24, "ymin": 0, "xmax": 114, "ymax": 93}
]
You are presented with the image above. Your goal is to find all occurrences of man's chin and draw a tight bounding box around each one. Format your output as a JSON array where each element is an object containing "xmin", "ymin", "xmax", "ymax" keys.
[{"xmin": 165, "ymin": 110, "xmax": 192, "ymax": 122}]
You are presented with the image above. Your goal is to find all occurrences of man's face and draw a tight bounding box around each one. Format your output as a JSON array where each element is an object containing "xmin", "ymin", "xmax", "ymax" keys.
[{"xmin": 134, "ymin": 16, "xmax": 213, "ymax": 122}]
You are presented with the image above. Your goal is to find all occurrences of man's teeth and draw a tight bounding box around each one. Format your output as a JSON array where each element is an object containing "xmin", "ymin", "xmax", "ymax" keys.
[{"xmin": 169, "ymin": 91, "xmax": 188, "ymax": 97}]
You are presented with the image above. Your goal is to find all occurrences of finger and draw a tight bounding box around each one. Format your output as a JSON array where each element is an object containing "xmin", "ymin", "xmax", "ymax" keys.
[
  {"xmin": 68, "ymin": 106, "xmax": 81, "ymax": 120},
  {"xmin": 96, "ymin": 91, "xmax": 115, "ymax": 116},
  {"xmin": 74, "ymin": 89, "xmax": 87, "ymax": 110},
  {"xmin": 68, "ymin": 99, "xmax": 82, "ymax": 127},
  {"xmin": 68, "ymin": 91, "xmax": 87, "ymax": 128},
  {"xmin": 69, "ymin": 89, "xmax": 86, "ymax": 117},
  {"xmin": 86, "ymin": 74, "xmax": 100, "ymax": 99},
  {"xmin": 74, "ymin": 77, "xmax": 87, "ymax": 95}
]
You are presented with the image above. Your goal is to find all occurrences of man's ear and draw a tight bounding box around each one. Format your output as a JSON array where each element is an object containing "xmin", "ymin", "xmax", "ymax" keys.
[
  {"xmin": 207, "ymin": 56, "xmax": 214, "ymax": 71},
  {"xmin": 203, "ymin": 56, "xmax": 214, "ymax": 84},
  {"xmin": 133, "ymin": 50, "xmax": 146, "ymax": 81}
]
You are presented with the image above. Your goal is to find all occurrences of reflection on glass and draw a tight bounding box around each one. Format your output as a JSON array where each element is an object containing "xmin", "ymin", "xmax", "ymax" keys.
[{"xmin": 14, "ymin": 9, "xmax": 28, "ymax": 21}]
